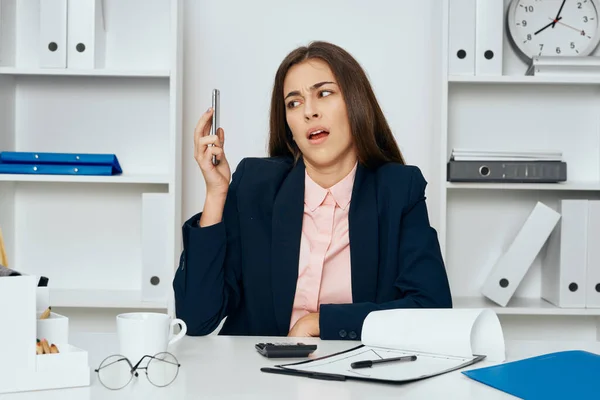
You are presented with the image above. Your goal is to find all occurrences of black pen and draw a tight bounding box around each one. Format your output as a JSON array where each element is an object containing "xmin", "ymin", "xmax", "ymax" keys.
[
  {"xmin": 260, "ymin": 367, "xmax": 347, "ymax": 381},
  {"xmin": 350, "ymin": 355, "xmax": 417, "ymax": 369}
]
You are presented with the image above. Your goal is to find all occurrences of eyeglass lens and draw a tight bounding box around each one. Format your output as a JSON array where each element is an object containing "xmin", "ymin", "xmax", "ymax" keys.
[
  {"xmin": 96, "ymin": 355, "xmax": 133, "ymax": 390},
  {"xmin": 147, "ymin": 352, "xmax": 180, "ymax": 387},
  {"xmin": 96, "ymin": 352, "xmax": 180, "ymax": 390}
]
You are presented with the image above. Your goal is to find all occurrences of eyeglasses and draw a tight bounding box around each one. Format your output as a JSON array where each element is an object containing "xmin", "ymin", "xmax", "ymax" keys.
[{"xmin": 94, "ymin": 352, "xmax": 181, "ymax": 390}]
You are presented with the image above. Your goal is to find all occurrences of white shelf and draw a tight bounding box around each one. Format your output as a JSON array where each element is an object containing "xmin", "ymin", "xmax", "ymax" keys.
[
  {"xmin": 454, "ymin": 297, "xmax": 600, "ymax": 316},
  {"xmin": 0, "ymin": 67, "xmax": 170, "ymax": 78},
  {"xmin": 446, "ymin": 181, "xmax": 600, "ymax": 191},
  {"xmin": 0, "ymin": 173, "xmax": 170, "ymax": 184},
  {"xmin": 0, "ymin": 0, "xmax": 182, "ymax": 312},
  {"xmin": 448, "ymin": 75, "xmax": 600, "ymax": 85},
  {"xmin": 439, "ymin": 1, "xmax": 600, "ymax": 340},
  {"xmin": 51, "ymin": 289, "xmax": 167, "ymax": 309}
]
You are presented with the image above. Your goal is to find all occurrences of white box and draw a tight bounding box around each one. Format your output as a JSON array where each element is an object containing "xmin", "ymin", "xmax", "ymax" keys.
[
  {"xmin": 0, "ymin": 0, "xmax": 17, "ymax": 67},
  {"xmin": 448, "ymin": 0, "xmax": 476, "ymax": 75},
  {"xmin": 67, "ymin": 0, "xmax": 106, "ymax": 69},
  {"xmin": 542, "ymin": 200, "xmax": 588, "ymax": 308},
  {"xmin": 529, "ymin": 56, "xmax": 600, "ymax": 77},
  {"xmin": 2, "ymin": 344, "xmax": 90, "ymax": 394},
  {"xmin": 0, "ymin": 275, "xmax": 37, "ymax": 375},
  {"xmin": 39, "ymin": 0, "xmax": 68, "ymax": 68},
  {"xmin": 0, "ymin": 276, "xmax": 89, "ymax": 394},
  {"xmin": 141, "ymin": 193, "xmax": 170, "ymax": 302},
  {"xmin": 481, "ymin": 202, "xmax": 561, "ymax": 307},
  {"xmin": 36, "ymin": 286, "xmax": 49, "ymax": 314},
  {"xmin": 37, "ymin": 312, "xmax": 69, "ymax": 346},
  {"xmin": 585, "ymin": 201, "xmax": 600, "ymax": 307},
  {"xmin": 475, "ymin": 0, "xmax": 504, "ymax": 75}
]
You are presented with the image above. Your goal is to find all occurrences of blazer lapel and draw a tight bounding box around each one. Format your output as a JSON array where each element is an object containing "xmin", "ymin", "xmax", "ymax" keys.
[
  {"xmin": 348, "ymin": 163, "xmax": 379, "ymax": 303},
  {"xmin": 271, "ymin": 158, "xmax": 305, "ymax": 335}
]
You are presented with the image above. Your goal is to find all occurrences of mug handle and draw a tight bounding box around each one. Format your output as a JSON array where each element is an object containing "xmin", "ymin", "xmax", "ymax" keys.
[{"xmin": 168, "ymin": 318, "xmax": 187, "ymax": 346}]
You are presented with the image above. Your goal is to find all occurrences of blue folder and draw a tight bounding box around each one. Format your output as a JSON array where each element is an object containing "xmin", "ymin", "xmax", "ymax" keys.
[
  {"xmin": 462, "ymin": 350, "xmax": 600, "ymax": 399},
  {"xmin": 0, "ymin": 151, "xmax": 122, "ymax": 176}
]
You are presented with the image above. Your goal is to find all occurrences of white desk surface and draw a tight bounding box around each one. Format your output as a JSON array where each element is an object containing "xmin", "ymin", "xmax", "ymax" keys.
[{"xmin": 1, "ymin": 333, "xmax": 599, "ymax": 400}]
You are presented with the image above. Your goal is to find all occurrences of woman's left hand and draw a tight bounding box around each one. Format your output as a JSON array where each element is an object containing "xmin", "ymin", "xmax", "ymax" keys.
[{"xmin": 288, "ymin": 313, "xmax": 320, "ymax": 337}]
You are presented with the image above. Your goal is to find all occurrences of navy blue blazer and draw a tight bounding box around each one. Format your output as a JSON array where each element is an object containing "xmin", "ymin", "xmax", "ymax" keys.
[{"xmin": 173, "ymin": 156, "xmax": 452, "ymax": 340}]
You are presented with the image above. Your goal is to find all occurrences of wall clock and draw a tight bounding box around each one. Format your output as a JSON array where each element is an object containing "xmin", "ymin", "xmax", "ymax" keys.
[{"xmin": 507, "ymin": 0, "xmax": 600, "ymax": 61}]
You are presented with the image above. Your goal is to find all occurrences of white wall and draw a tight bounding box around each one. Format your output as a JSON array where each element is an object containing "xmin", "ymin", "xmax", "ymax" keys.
[{"xmin": 181, "ymin": 0, "xmax": 441, "ymax": 230}]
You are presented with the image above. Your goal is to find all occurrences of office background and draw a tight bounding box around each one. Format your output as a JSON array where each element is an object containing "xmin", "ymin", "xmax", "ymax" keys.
[
  {"xmin": 2, "ymin": 0, "xmax": 599, "ymax": 342},
  {"xmin": 59, "ymin": 0, "xmax": 444, "ymax": 334}
]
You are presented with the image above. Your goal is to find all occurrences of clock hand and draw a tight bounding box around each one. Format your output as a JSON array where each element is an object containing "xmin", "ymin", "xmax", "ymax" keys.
[
  {"xmin": 552, "ymin": 0, "xmax": 567, "ymax": 28},
  {"xmin": 535, "ymin": 17, "xmax": 562, "ymax": 35},
  {"xmin": 548, "ymin": 17, "xmax": 586, "ymax": 35}
]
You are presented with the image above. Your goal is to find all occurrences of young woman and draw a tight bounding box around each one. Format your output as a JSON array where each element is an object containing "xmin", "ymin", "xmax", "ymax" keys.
[{"xmin": 173, "ymin": 41, "xmax": 452, "ymax": 340}]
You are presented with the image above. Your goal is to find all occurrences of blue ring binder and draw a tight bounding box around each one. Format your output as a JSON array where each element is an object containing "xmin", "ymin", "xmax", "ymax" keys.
[{"xmin": 0, "ymin": 152, "xmax": 122, "ymax": 176}]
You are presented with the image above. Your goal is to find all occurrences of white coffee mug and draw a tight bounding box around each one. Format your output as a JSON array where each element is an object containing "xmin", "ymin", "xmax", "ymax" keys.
[{"xmin": 116, "ymin": 312, "xmax": 187, "ymax": 362}]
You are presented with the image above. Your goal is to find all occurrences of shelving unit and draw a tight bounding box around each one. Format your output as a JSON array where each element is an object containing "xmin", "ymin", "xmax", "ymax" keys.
[
  {"xmin": 50, "ymin": 289, "xmax": 168, "ymax": 309},
  {"xmin": 439, "ymin": 0, "xmax": 600, "ymax": 337},
  {"xmin": 453, "ymin": 297, "xmax": 600, "ymax": 316},
  {"xmin": 0, "ymin": 0, "xmax": 183, "ymax": 311},
  {"xmin": 447, "ymin": 182, "xmax": 600, "ymax": 191},
  {"xmin": 449, "ymin": 74, "xmax": 600, "ymax": 84},
  {"xmin": 0, "ymin": 67, "xmax": 170, "ymax": 78},
  {"xmin": 0, "ymin": 173, "xmax": 171, "ymax": 184}
]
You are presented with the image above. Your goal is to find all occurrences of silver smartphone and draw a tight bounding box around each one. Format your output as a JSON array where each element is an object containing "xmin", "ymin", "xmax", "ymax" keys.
[{"xmin": 210, "ymin": 89, "xmax": 220, "ymax": 166}]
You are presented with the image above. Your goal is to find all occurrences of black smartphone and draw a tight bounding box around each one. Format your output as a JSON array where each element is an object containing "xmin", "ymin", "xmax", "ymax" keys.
[{"xmin": 210, "ymin": 88, "xmax": 220, "ymax": 166}]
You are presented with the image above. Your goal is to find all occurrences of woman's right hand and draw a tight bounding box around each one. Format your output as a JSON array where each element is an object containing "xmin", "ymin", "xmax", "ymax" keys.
[{"xmin": 194, "ymin": 108, "xmax": 231, "ymax": 198}]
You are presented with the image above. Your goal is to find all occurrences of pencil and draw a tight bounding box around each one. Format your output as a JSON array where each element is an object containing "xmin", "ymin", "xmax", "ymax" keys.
[
  {"xmin": 50, "ymin": 344, "xmax": 59, "ymax": 354},
  {"xmin": 39, "ymin": 307, "xmax": 51, "ymax": 320},
  {"xmin": 36, "ymin": 340, "xmax": 43, "ymax": 355},
  {"xmin": 0, "ymin": 226, "xmax": 8, "ymax": 267},
  {"xmin": 41, "ymin": 338, "xmax": 51, "ymax": 354}
]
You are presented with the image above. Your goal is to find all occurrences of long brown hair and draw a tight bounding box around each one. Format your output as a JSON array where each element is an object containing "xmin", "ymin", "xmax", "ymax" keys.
[{"xmin": 268, "ymin": 41, "xmax": 405, "ymax": 168}]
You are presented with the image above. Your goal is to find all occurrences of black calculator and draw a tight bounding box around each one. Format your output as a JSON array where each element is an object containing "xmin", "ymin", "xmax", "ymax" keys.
[{"xmin": 255, "ymin": 342, "xmax": 317, "ymax": 358}]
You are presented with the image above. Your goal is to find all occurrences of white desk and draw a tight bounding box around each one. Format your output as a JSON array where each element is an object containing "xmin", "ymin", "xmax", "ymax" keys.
[{"xmin": 1, "ymin": 334, "xmax": 598, "ymax": 400}]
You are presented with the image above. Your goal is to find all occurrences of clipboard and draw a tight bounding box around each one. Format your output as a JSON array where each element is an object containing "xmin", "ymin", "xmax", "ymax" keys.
[
  {"xmin": 261, "ymin": 308, "xmax": 505, "ymax": 384},
  {"xmin": 262, "ymin": 344, "xmax": 486, "ymax": 384}
]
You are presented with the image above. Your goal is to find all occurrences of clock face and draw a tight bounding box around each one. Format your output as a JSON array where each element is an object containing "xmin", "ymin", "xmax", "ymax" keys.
[{"xmin": 507, "ymin": 0, "xmax": 600, "ymax": 59}]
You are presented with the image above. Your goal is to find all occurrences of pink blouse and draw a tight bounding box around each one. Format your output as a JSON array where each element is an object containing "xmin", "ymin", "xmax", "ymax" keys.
[{"xmin": 289, "ymin": 163, "xmax": 357, "ymax": 331}]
